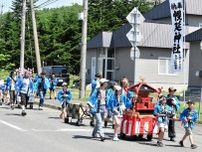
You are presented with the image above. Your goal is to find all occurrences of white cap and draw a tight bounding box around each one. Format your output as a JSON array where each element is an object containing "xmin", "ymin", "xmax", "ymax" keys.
[
  {"xmin": 62, "ymin": 82, "xmax": 67, "ymax": 86},
  {"xmin": 114, "ymin": 85, "xmax": 121, "ymax": 91},
  {"xmin": 99, "ymin": 78, "xmax": 109, "ymax": 84}
]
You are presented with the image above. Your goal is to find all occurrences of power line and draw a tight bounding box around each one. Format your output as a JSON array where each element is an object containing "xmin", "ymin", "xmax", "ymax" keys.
[{"xmin": 37, "ymin": 0, "xmax": 60, "ymax": 8}]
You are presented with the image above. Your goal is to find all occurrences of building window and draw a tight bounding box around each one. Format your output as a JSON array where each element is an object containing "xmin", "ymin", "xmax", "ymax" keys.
[
  {"xmin": 199, "ymin": 23, "xmax": 202, "ymax": 28},
  {"xmin": 158, "ymin": 57, "xmax": 177, "ymax": 75}
]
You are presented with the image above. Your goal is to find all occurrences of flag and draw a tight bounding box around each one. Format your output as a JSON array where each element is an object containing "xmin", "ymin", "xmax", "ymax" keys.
[{"xmin": 169, "ymin": 0, "xmax": 184, "ymax": 72}]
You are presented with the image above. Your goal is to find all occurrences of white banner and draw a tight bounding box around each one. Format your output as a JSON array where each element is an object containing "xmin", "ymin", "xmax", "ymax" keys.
[{"xmin": 169, "ymin": 0, "xmax": 184, "ymax": 72}]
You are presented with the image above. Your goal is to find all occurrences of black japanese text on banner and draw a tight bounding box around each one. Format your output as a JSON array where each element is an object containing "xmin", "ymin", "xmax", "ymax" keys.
[{"xmin": 169, "ymin": 0, "xmax": 184, "ymax": 73}]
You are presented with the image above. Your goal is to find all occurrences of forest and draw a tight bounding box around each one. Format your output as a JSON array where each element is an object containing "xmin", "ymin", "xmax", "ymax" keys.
[{"xmin": 0, "ymin": 0, "xmax": 155, "ymax": 74}]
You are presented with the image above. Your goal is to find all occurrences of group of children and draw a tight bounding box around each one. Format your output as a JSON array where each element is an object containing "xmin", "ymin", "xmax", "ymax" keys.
[
  {"xmin": 154, "ymin": 88, "xmax": 198, "ymax": 149},
  {"xmin": 0, "ymin": 69, "xmax": 67, "ymax": 116},
  {"xmin": 88, "ymin": 73, "xmax": 199, "ymax": 149}
]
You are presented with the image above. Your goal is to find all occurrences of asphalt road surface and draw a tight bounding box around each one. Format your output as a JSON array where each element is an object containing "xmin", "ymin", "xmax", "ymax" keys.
[{"xmin": 0, "ymin": 105, "xmax": 202, "ymax": 152}]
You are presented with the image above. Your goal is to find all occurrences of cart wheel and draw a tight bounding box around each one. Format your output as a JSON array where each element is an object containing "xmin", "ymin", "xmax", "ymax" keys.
[
  {"xmin": 76, "ymin": 119, "xmax": 82, "ymax": 126},
  {"xmin": 138, "ymin": 134, "xmax": 143, "ymax": 139},
  {"xmin": 90, "ymin": 120, "xmax": 94, "ymax": 127},
  {"xmin": 119, "ymin": 133, "xmax": 126, "ymax": 139},
  {"xmin": 29, "ymin": 103, "xmax": 33, "ymax": 109},
  {"xmin": 64, "ymin": 117, "xmax": 69, "ymax": 123},
  {"xmin": 147, "ymin": 134, "xmax": 153, "ymax": 141}
]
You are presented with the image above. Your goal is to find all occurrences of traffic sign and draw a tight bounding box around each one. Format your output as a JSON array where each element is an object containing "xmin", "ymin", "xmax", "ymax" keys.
[
  {"xmin": 126, "ymin": 7, "xmax": 145, "ymax": 25},
  {"xmin": 126, "ymin": 7, "xmax": 145, "ymax": 47}
]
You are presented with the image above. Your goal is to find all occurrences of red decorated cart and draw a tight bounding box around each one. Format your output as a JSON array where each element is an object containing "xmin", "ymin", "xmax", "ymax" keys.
[{"xmin": 120, "ymin": 82, "xmax": 161, "ymax": 140}]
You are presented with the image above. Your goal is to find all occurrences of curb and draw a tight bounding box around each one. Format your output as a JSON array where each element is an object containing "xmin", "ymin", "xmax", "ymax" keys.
[{"xmin": 33, "ymin": 102, "xmax": 61, "ymax": 110}]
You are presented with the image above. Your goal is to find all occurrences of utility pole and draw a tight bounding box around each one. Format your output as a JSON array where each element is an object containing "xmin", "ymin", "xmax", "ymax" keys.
[
  {"xmin": 0, "ymin": 4, "xmax": 3, "ymax": 15},
  {"xmin": 30, "ymin": 0, "xmax": 42, "ymax": 74},
  {"xmin": 80, "ymin": 0, "xmax": 88, "ymax": 99},
  {"xmin": 20, "ymin": 0, "xmax": 27, "ymax": 75}
]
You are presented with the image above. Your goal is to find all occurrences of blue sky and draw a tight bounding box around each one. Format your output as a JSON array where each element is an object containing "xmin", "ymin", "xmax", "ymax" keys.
[{"xmin": 0, "ymin": 0, "xmax": 82, "ymax": 13}]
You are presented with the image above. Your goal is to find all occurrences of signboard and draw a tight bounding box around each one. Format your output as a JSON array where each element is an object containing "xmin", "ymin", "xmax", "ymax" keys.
[
  {"xmin": 126, "ymin": 7, "xmax": 144, "ymax": 60},
  {"xmin": 169, "ymin": 0, "xmax": 184, "ymax": 72}
]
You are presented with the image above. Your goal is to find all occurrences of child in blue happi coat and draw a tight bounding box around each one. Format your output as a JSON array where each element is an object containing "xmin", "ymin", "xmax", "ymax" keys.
[
  {"xmin": 154, "ymin": 95, "xmax": 172, "ymax": 147},
  {"xmin": 106, "ymin": 85, "xmax": 134, "ymax": 141},
  {"xmin": 179, "ymin": 100, "xmax": 198, "ymax": 149},
  {"xmin": 57, "ymin": 82, "xmax": 72, "ymax": 119}
]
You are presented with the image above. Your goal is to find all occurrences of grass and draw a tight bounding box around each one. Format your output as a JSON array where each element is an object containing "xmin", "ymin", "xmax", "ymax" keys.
[{"xmin": 0, "ymin": 70, "xmax": 10, "ymax": 80}]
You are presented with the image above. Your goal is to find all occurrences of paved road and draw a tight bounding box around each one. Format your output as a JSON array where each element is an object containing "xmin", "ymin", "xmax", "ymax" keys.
[{"xmin": 0, "ymin": 105, "xmax": 202, "ymax": 152}]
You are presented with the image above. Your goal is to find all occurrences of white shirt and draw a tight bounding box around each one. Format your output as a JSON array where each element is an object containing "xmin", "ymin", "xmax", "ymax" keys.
[
  {"xmin": 99, "ymin": 89, "xmax": 106, "ymax": 105},
  {"xmin": 20, "ymin": 78, "xmax": 30, "ymax": 94}
]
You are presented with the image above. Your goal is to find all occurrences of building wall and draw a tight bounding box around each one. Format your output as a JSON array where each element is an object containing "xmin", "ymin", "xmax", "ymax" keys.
[
  {"xmin": 114, "ymin": 48, "xmax": 134, "ymax": 83},
  {"xmin": 188, "ymin": 42, "xmax": 202, "ymax": 87},
  {"xmin": 187, "ymin": 15, "xmax": 202, "ymax": 27},
  {"xmin": 86, "ymin": 49, "xmax": 97, "ymax": 83},
  {"xmin": 115, "ymin": 47, "xmax": 189, "ymax": 90}
]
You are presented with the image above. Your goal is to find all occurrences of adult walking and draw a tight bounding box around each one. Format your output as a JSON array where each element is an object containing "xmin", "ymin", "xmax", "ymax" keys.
[
  {"xmin": 36, "ymin": 72, "xmax": 50, "ymax": 110},
  {"xmin": 16, "ymin": 71, "xmax": 34, "ymax": 116},
  {"xmin": 166, "ymin": 87, "xmax": 180, "ymax": 141},
  {"xmin": 88, "ymin": 78, "xmax": 108, "ymax": 141},
  {"xmin": 49, "ymin": 74, "xmax": 58, "ymax": 99},
  {"xmin": 90, "ymin": 73, "xmax": 102, "ymax": 95},
  {"xmin": 5, "ymin": 70, "xmax": 17, "ymax": 109}
]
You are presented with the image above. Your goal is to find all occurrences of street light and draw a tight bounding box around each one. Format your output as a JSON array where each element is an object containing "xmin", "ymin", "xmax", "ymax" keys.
[{"xmin": 195, "ymin": 70, "xmax": 202, "ymax": 120}]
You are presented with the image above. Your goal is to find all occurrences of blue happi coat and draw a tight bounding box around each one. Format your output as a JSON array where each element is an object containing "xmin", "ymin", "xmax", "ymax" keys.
[
  {"xmin": 166, "ymin": 95, "xmax": 180, "ymax": 111},
  {"xmin": 15, "ymin": 76, "xmax": 34, "ymax": 96},
  {"xmin": 106, "ymin": 90, "xmax": 134, "ymax": 112},
  {"xmin": 5, "ymin": 76, "xmax": 16, "ymax": 90},
  {"xmin": 56, "ymin": 89, "xmax": 72, "ymax": 104},
  {"xmin": 153, "ymin": 103, "xmax": 173, "ymax": 124},
  {"xmin": 49, "ymin": 78, "xmax": 58, "ymax": 90},
  {"xmin": 88, "ymin": 88, "xmax": 108, "ymax": 114},
  {"xmin": 35, "ymin": 76, "xmax": 50, "ymax": 91},
  {"xmin": 180, "ymin": 108, "xmax": 198, "ymax": 129}
]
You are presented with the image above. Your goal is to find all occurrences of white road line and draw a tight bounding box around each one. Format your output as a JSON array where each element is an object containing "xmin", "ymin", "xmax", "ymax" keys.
[
  {"xmin": 32, "ymin": 128, "xmax": 92, "ymax": 132},
  {"xmin": 0, "ymin": 120, "xmax": 27, "ymax": 132},
  {"xmin": 32, "ymin": 128, "xmax": 113, "ymax": 132}
]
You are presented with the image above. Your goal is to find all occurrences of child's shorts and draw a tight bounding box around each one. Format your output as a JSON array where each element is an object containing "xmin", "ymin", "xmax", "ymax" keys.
[
  {"xmin": 158, "ymin": 123, "xmax": 168, "ymax": 129},
  {"xmin": 185, "ymin": 128, "xmax": 192, "ymax": 135}
]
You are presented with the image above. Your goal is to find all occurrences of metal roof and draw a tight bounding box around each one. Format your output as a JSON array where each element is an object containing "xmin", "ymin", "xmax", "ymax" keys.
[
  {"xmin": 186, "ymin": 28, "xmax": 202, "ymax": 42},
  {"xmin": 87, "ymin": 22, "xmax": 199, "ymax": 49},
  {"xmin": 87, "ymin": 32, "xmax": 112, "ymax": 49},
  {"xmin": 144, "ymin": 0, "xmax": 202, "ymax": 20}
]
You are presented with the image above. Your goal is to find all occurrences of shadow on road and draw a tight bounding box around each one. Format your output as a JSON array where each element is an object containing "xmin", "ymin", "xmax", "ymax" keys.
[
  {"xmin": 0, "ymin": 106, "xmax": 11, "ymax": 110},
  {"xmin": 5, "ymin": 113, "xmax": 22, "ymax": 117},
  {"xmin": 73, "ymin": 135, "xmax": 111, "ymax": 141},
  {"xmin": 138, "ymin": 142, "xmax": 158, "ymax": 147},
  {"xmin": 48, "ymin": 116, "xmax": 60, "ymax": 119},
  {"xmin": 165, "ymin": 144, "xmax": 184, "ymax": 147}
]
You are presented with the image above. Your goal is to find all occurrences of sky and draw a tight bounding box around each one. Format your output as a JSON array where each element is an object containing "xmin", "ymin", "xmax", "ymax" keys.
[{"xmin": 0, "ymin": 0, "xmax": 82, "ymax": 13}]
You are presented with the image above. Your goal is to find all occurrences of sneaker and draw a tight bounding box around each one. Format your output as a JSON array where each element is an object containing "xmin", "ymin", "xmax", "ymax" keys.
[
  {"xmin": 38, "ymin": 106, "xmax": 43, "ymax": 110},
  {"xmin": 21, "ymin": 111, "xmax": 27, "ymax": 116},
  {"xmin": 157, "ymin": 141, "xmax": 164, "ymax": 147},
  {"xmin": 179, "ymin": 140, "xmax": 184, "ymax": 147},
  {"xmin": 11, "ymin": 105, "xmax": 14, "ymax": 110},
  {"xmin": 191, "ymin": 144, "xmax": 198, "ymax": 149},
  {"xmin": 113, "ymin": 136, "xmax": 119, "ymax": 141},
  {"xmin": 100, "ymin": 136, "xmax": 106, "ymax": 142},
  {"xmin": 170, "ymin": 138, "xmax": 176, "ymax": 142}
]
